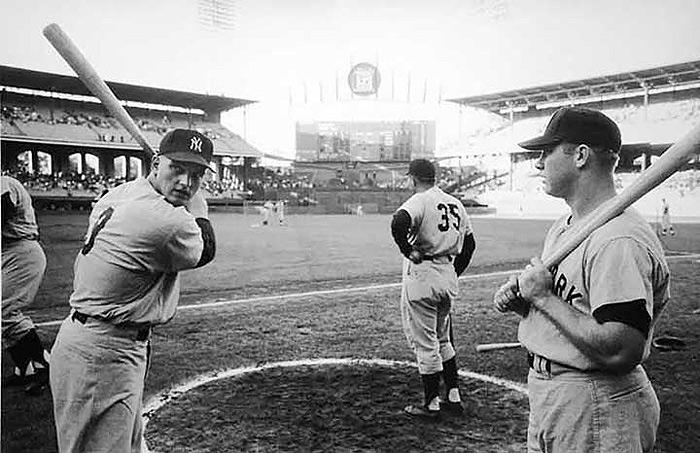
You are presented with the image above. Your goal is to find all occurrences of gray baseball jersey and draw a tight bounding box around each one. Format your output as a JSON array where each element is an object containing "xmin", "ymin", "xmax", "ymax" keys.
[
  {"xmin": 518, "ymin": 209, "xmax": 670, "ymax": 370},
  {"xmin": 398, "ymin": 186, "xmax": 472, "ymax": 375},
  {"xmin": 1, "ymin": 176, "xmax": 39, "ymax": 241},
  {"xmin": 399, "ymin": 186, "xmax": 472, "ymax": 257},
  {"xmin": 69, "ymin": 177, "xmax": 204, "ymax": 326}
]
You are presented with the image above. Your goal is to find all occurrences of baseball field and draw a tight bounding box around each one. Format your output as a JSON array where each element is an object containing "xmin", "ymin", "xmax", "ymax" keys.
[{"xmin": 3, "ymin": 211, "xmax": 699, "ymax": 452}]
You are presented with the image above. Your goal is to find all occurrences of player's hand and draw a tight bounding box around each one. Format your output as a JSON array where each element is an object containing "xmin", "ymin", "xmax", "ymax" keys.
[
  {"xmin": 185, "ymin": 190, "xmax": 208, "ymax": 219},
  {"xmin": 493, "ymin": 274, "xmax": 521, "ymax": 313},
  {"xmin": 516, "ymin": 257, "xmax": 553, "ymax": 301},
  {"xmin": 408, "ymin": 250, "xmax": 423, "ymax": 264}
]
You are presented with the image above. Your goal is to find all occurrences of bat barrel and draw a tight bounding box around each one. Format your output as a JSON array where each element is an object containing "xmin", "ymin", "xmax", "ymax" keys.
[{"xmin": 42, "ymin": 23, "xmax": 154, "ymax": 158}]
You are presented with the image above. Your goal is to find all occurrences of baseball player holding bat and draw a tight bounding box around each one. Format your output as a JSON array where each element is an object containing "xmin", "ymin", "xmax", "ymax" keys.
[
  {"xmin": 494, "ymin": 107, "xmax": 670, "ymax": 452},
  {"xmin": 50, "ymin": 129, "xmax": 217, "ymax": 453},
  {"xmin": 1, "ymin": 175, "xmax": 51, "ymax": 396},
  {"xmin": 391, "ymin": 159, "xmax": 476, "ymax": 419}
]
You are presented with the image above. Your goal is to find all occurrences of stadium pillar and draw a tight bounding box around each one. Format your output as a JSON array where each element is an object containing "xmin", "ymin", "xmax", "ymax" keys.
[
  {"xmin": 31, "ymin": 150, "xmax": 39, "ymax": 174},
  {"xmin": 642, "ymin": 82, "xmax": 650, "ymax": 121},
  {"xmin": 509, "ymin": 153, "xmax": 514, "ymax": 191},
  {"xmin": 125, "ymin": 155, "xmax": 131, "ymax": 180}
]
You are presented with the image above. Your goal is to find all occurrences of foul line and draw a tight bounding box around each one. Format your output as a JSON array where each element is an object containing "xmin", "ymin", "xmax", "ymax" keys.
[
  {"xmin": 35, "ymin": 269, "xmax": 519, "ymax": 328},
  {"xmin": 141, "ymin": 357, "xmax": 528, "ymax": 453},
  {"xmin": 36, "ymin": 253, "xmax": 700, "ymax": 328}
]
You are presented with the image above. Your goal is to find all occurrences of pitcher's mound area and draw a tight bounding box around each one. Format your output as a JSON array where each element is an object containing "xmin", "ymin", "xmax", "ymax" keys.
[{"xmin": 145, "ymin": 361, "xmax": 528, "ymax": 452}]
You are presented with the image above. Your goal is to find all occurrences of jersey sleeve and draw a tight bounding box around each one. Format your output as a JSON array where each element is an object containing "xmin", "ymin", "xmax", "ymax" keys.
[
  {"xmin": 398, "ymin": 194, "xmax": 425, "ymax": 231},
  {"xmin": 162, "ymin": 211, "xmax": 205, "ymax": 272},
  {"xmin": 586, "ymin": 237, "xmax": 654, "ymax": 316},
  {"xmin": 460, "ymin": 203, "xmax": 472, "ymax": 236}
]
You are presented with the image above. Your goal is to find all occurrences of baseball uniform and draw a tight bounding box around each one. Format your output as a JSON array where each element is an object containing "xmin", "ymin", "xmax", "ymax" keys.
[
  {"xmin": 50, "ymin": 128, "xmax": 217, "ymax": 453},
  {"xmin": 262, "ymin": 200, "xmax": 273, "ymax": 226},
  {"xmin": 660, "ymin": 199, "xmax": 674, "ymax": 235},
  {"xmin": 519, "ymin": 209, "xmax": 669, "ymax": 452},
  {"xmin": 276, "ymin": 200, "xmax": 286, "ymax": 225},
  {"xmin": 398, "ymin": 186, "xmax": 471, "ymax": 374},
  {"xmin": 392, "ymin": 171, "xmax": 476, "ymax": 417},
  {"xmin": 1, "ymin": 175, "xmax": 50, "ymax": 392}
]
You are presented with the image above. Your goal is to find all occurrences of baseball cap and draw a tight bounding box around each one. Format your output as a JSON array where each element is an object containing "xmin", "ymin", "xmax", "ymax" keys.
[
  {"xmin": 518, "ymin": 107, "xmax": 621, "ymax": 152},
  {"xmin": 406, "ymin": 158, "xmax": 436, "ymax": 181},
  {"xmin": 157, "ymin": 129, "xmax": 215, "ymax": 171}
]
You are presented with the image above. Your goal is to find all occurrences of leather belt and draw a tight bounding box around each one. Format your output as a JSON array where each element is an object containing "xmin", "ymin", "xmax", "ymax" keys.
[
  {"xmin": 527, "ymin": 352, "xmax": 579, "ymax": 374},
  {"xmin": 72, "ymin": 311, "xmax": 151, "ymax": 341}
]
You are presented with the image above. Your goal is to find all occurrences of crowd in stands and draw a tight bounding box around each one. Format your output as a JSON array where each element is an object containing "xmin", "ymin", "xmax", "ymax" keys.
[
  {"xmin": 2, "ymin": 104, "xmax": 114, "ymax": 129},
  {"xmin": 2, "ymin": 102, "xmax": 225, "ymax": 144},
  {"xmin": 2, "ymin": 168, "xmax": 124, "ymax": 198}
]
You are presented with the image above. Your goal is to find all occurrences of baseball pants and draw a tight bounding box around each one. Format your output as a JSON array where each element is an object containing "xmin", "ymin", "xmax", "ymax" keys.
[
  {"xmin": 1, "ymin": 239, "xmax": 46, "ymax": 348},
  {"xmin": 400, "ymin": 259, "xmax": 457, "ymax": 374},
  {"xmin": 527, "ymin": 365, "xmax": 659, "ymax": 453},
  {"xmin": 50, "ymin": 314, "xmax": 150, "ymax": 453}
]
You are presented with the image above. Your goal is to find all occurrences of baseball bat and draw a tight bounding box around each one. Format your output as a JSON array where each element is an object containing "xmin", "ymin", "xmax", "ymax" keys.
[
  {"xmin": 543, "ymin": 124, "xmax": 700, "ymax": 268},
  {"xmin": 42, "ymin": 23, "xmax": 155, "ymax": 158},
  {"xmin": 476, "ymin": 342, "xmax": 522, "ymax": 352}
]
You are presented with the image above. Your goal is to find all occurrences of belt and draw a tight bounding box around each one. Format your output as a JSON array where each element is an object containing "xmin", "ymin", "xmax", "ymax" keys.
[
  {"xmin": 527, "ymin": 352, "xmax": 579, "ymax": 374},
  {"xmin": 71, "ymin": 311, "xmax": 151, "ymax": 341}
]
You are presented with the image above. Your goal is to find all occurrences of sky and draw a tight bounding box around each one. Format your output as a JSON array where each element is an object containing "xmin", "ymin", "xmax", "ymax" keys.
[{"xmin": 2, "ymin": 0, "xmax": 700, "ymax": 158}]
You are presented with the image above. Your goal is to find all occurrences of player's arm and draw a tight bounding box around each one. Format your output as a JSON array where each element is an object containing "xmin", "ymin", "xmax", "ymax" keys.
[
  {"xmin": 391, "ymin": 209, "xmax": 413, "ymax": 259},
  {"xmin": 453, "ymin": 233, "xmax": 475, "ymax": 276},
  {"xmin": 193, "ymin": 217, "xmax": 216, "ymax": 267},
  {"xmin": 518, "ymin": 254, "xmax": 650, "ymax": 373},
  {"xmin": 187, "ymin": 191, "xmax": 216, "ymax": 268},
  {"xmin": 164, "ymin": 193, "xmax": 216, "ymax": 271},
  {"xmin": 1, "ymin": 191, "xmax": 16, "ymax": 226}
]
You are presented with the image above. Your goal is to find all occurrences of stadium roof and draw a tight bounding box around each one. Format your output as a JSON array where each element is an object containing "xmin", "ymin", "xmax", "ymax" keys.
[
  {"xmin": 448, "ymin": 60, "xmax": 700, "ymax": 113},
  {"xmin": 0, "ymin": 65, "xmax": 255, "ymax": 113}
]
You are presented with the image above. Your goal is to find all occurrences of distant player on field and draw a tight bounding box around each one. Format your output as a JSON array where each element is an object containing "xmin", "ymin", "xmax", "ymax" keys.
[
  {"xmin": 261, "ymin": 200, "xmax": 274, "ymax": 226},
  {"xmin": 391, "ymin": 159, "xmax": 476, "ymax": 419},
  {"xmin": 494, "ymin": 107, "xmax": 669, "ymax": 452},
  {"xmin": 277, "ymin": 199, "xmax": 287, "ymax": 225},
  {"xmin": 50, "ymin": 129, "xmax": 217, "ymax": 453},
  {"xmin": 660, "ymin": 198, "xmax": 674, "ymax": 236}
]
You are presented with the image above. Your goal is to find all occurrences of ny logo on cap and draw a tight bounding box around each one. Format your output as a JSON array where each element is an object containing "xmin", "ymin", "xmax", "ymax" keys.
[{"xmin": 190, "ymin": 136, "xmax": 202, "ymax": 153}]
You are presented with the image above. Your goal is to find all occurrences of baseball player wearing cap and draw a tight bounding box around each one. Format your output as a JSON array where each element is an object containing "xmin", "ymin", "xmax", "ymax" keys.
[
  {"xmin": 50, "ymin": 129, "xmax": 217, "ymax": 453},
  {"xmin": 391, "ymin": 159, "xmax": 476, "ymax": 419},
  {"xmin": 1, "ymin": 175, "xmax": 51, "ymax": 396},
  {"xmin": 494, "ymin": 107, "xmax": 669, "ymax": 452}
]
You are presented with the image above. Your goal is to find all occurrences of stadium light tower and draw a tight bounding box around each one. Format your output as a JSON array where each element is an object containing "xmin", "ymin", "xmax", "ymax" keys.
[{"xmin": 198, "ymin": 0, "xmax": 236, "ymax": 31}]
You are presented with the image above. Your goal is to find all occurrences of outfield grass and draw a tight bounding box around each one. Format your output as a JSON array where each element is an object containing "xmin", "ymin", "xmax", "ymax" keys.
[{"xmin": 3, "ymin": 212, "xmax": 699, "ymax": 452}]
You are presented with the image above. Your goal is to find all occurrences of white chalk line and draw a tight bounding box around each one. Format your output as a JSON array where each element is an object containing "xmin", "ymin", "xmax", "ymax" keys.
[
  {"xmin": 35, "ymin": 268, "xmax": 520, "ymax": 328},
  {"xmin": 141, "ymin": 357, "xmax": 528, "ymax": 453},
  {"xmin": 36, "ymin": 254, "xmax": 700, "ymax": 328}
]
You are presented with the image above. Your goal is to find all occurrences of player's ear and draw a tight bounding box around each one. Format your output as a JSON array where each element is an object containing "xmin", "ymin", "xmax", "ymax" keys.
[
  {"xmin": 150, "ymin": 155, "xmax": 161, "ymax": 173},
  {"xmin": 574, "ymin": 144, "xmax": 591, "ymax": 169}
]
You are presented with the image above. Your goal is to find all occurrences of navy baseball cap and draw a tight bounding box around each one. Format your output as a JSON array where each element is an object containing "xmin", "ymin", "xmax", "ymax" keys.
[
  {"xmin": 518, "ymin": 107, "xmax": 621, "ymax": 153},
  {"xmin": 406, "ymin": 158, "xmax": 436, "ymax": 181},
  {"xmin": 158, "ymin": 129, "xmax": 215, "ymax": 171}
]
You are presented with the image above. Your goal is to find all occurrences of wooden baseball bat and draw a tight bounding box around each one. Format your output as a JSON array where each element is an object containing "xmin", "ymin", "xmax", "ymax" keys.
[
  {"xmin": 42, "ymin": 23, "xmax": 155, "ymax": 158},
  {"xmin": 476, "ymin": 342, "xmax": 522, "ymax": 352},
  {"xmin": 543, "ymin": 125, "xmax": 700, "ymax": 268}
]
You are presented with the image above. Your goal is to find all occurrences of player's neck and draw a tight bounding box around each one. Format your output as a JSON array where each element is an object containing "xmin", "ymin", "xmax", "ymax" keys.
[
  {"xmin": 413, "ymin": 183, "xmax": 434, "ymax": 193},
  {"xmin": 567, "ymin": 175, "xmax": 616, "ymax": 223}
]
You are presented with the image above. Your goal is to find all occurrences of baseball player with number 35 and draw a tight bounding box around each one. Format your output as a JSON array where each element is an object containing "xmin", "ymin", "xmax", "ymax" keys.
[
  {"xmin": 50, "ymin": 129, "xmax": 217, "ymax": 453},
  {"xmin": 494, "ymin": 107, "xmax": 670, "ymax": 452},
  {"xmin": 391, "ymin": 159, "xmax": 476, "ymax": 419}
]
